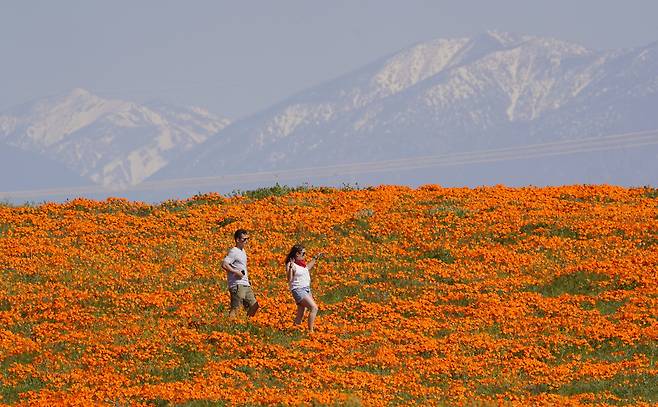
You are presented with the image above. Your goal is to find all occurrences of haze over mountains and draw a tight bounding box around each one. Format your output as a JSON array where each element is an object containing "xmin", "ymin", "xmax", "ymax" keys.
[
  {"xmin": 154, "ymin": 31, "xmax": 658, "ymax": 188},
  {"xmin": 0, "ymin": 89, "xmax": 229, "ymax": 191},
  {"xmin": 2, "ymin": 31, "xmax": 658, "ymax": 201}
]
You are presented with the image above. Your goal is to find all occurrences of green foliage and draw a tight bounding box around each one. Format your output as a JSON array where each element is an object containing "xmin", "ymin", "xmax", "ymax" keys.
[
  {"xmin": 549, "ymin": 227, "xmax": 580, "ymax": 239},
  {"xmin": 241, "ymin": 324, "xmax": 303, "ymax": 348},
  {"xmin": 0, "ymin": 376, "xmax": 45, "ymax": 404},
  {"xmin": 230, "ymin": 183, "xmax": 311, "ymax": 200},
  {"xmin": 559, "ymin": 193, "xmax": 616, "ymax": 204},
  {"xmin": 3, "ymin": 268, "xmax": 45, "ymax": 285},
  {"xmin": 158, "ymin": 193, "xmax": 226, "ymax": 213},
  {"xmin": 642, "ymin": 187, "xmax": 658, "ymax": 199},
  {"xmin": 462, "ymin": 230, "xmax": 519, "ymax": 246},
  {"xmin": 390, "ymin": 390, "xmax": 440, "ymax": 405},
  {"xmin": 433, "ymin": 275, "xmax": 456, "ymax": 285},
  {"xmin": 520, "ymin": 222, "xmax": 550, "ymax": 235},
  {"xmin": 353, "ymin": 364, "xmax": 392, "ymax": 375},
  {"xmin": 124, "ymin": 206, "xmax": 154, "ymax": 217},
  {"xmin": 321, "ymin": 284, "xmax": 361, "ymax": 304},
  {"xmin": 447, "ymin": 296, "xmax": 475, "ymax": 307},
  {"xmin": 526, "ymin": 383, "xmax": 552, "ymax": 395},
  {"xmin": 0, "ymin": 352, "xmax": 36, "ymax": 373},
  {"xmin": 521, "ymin": 222, "xmax": 580, "ymax": 239},
  {"xmin": 323, "ymin": 393, "xmax": 363, "ymax": 407},
  {"xmin": 550, "ymin": 339, "xmax": 657, "ymax": 368},
  {"xmin": 493, "ymin": 233, "xmax": 519, "ymax": 245},
  {"xmin": 332, "ymin": 207, "xmax": 398, "ymax": 244},
  {"xmin": 426, "ymin": 198, "xmax": 470, "ymax": 218},
  {"xmin": 337, "ymin": 182, "xmax": 363, "ymax": 192},
  {"xmin": 0, "ymin": 352, "xmax": 44, "ymax": 403},
  {"xmin": 146, "ymin": 344, "xmax": 208, "ymax": 383},
  {"xmin": 527, "ymin": 270, "xmax": 609, "ymax": 297},
  {"xmin": 0, "ymin": 222, "xmax": 11, "ymax": 237},
  {"xmin": 84, "ymin": 294, "xmax": 117, "ymax": 318},
  {"xmin": 7, "ymin": 320, "xmax": 34, "ymax": 339},
  {"xmin": 637, "ymin": 235, "xmax": 658, "ymax": 249},
  {"xmin": 360, "ymin": 286, "xmax": 392, "ymax": 303},
  {"xmin": 147, "ymin": 399, "xmax": 170, "ymax": 407},
  {"xmin": 185, "ymin": 193, "xmax": 226, "ymax": 207},
  {"xmin": 540, "ymin": 248, "xmax": 567, "ymax": 266},
  {"xmin": 423, "ymin": 248, "xmax": 455, "ymax": 264},
  {"xmin": 594, "ymin": 299, "xmax": 628, "ymax": 315},
  {"xmin": 557, "ymin": 373, "xmax": 657, "ymax": 404},
  {"xmin": 179, "ymin": 400, "xmax": 228, "ymax": 407},
  {"xmin": 72, "ymin": 199, "xmax": 156, "ymax": 217},
  {"xmin": 475, "ymin": 382, "xmax": 513, "ymax": 397}
]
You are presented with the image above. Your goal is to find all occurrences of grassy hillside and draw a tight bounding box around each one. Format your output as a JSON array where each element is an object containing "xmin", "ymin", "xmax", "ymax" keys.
[{"xmin": 0, "ymin": 185, "xmax": 656, "ymax": 405}]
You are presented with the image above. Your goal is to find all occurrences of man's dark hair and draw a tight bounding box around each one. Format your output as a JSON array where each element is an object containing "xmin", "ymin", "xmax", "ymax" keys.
[{"xmin": 234, "ymin": 229, "xmax": 248, "ymax": 240}]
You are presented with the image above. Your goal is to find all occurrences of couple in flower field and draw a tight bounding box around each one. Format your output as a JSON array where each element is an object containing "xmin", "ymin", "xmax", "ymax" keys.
[{"xmin": 221, "ymin": 229, "xmax": 324, "ymax": 333}]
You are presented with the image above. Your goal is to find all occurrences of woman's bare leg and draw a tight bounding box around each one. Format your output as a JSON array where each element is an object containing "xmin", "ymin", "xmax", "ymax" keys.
[
  {"xmin": 294, "ymin": 304, "xmax": 305, "ymax": 325},
  {"xmin": 299, "ymin": 295, "xmax": 318, "ymax": 333}
]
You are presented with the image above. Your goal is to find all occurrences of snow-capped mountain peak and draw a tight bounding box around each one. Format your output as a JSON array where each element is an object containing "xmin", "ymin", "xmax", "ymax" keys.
[
  {"xmin": 152, "ymin": 31, "xmax": 658, "ymax": 186},
  {"xmin": 0, "ymin": 89, "xmax": 230, "ymax": 188},
  {"xmin": 15, "ymin": 88, "xmax": 125, "ymax": 146},
  {"xmin": 372, "ymin": 37, "xmax": 470, "ymax": 94}
]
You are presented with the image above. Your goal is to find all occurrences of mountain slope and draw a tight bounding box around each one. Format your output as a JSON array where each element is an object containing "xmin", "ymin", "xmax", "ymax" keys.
[
  {"xmin": 152, "ymin": 32, "xmax": 658, "ymax": 186},
  {"xmin": 0, "ymin": 89, "xmax": 230, "ymax": 188}
]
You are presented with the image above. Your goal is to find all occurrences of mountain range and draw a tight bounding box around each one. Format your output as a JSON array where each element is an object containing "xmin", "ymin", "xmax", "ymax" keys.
[
  {"xmin": 152, "ymin": 31, "xmax": 658, "ymax": 188},
  {"xmin": 0, "ymin": 89, "xmax": 229, "ymax": 191},
  {"xmin": 1, "ymin": 31, "xmax": 657, "ymax": 200}
]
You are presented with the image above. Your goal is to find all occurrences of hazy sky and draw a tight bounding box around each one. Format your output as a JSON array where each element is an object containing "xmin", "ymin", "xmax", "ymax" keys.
[{"xmin": 2, "ymin": 0, "xmax": 658, "ymax": 119}]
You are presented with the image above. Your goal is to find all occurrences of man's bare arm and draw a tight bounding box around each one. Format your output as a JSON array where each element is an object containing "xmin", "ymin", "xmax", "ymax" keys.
[{"xmin": 222, "ymin": 260, "xmax": 244, "ymax": 278}]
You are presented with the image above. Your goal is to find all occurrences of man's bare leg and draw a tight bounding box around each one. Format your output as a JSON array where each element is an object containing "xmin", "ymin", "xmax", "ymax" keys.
[{"xmin": 247, "ymin": 301, "xmax": 259, "ymax": 317}]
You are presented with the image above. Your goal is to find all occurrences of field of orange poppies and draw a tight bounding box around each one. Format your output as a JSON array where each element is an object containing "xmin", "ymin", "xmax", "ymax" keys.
[{"xmin": 0, "ymin": 184, "xmax": 656, "ymax": 405}]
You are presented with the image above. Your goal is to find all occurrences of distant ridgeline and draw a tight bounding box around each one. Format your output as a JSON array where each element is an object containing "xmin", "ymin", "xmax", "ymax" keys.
[{"xmin": 2, "ymin": 32, "xmax": 658, "ymax": 202}]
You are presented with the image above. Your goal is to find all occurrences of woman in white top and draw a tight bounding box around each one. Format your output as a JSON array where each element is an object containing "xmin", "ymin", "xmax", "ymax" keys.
[{"xmin": 285, "ymin": 244, "xmax": 323, "ymax": 333}]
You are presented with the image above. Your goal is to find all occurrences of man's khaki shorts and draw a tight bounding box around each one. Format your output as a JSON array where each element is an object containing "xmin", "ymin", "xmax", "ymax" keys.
[{"xmin": 229, "ymin": 285, "xmax": 257, "ymax": 310}]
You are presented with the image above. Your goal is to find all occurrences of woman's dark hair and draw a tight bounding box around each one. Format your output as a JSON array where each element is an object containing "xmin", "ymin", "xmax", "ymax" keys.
[{"xmin": 285, "ymin": 244, "xmax": 304, "ymax": 265}]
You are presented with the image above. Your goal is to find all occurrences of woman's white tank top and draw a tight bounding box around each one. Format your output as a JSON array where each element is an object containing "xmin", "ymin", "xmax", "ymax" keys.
[{"xmin": 288, "ymin": 262, "xmax": 311, "ymax": 290}]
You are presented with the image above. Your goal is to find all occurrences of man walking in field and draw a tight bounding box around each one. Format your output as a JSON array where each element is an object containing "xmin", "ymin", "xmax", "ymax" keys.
[{"xmin": 222, "ymin": 229, "xmax": 259, "ymax": 318}]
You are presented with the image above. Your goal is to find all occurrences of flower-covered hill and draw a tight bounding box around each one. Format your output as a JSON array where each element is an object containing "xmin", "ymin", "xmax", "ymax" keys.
[{"xmin": 0, "ymin": 185, "xmax": 656, "ymax": 405}]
